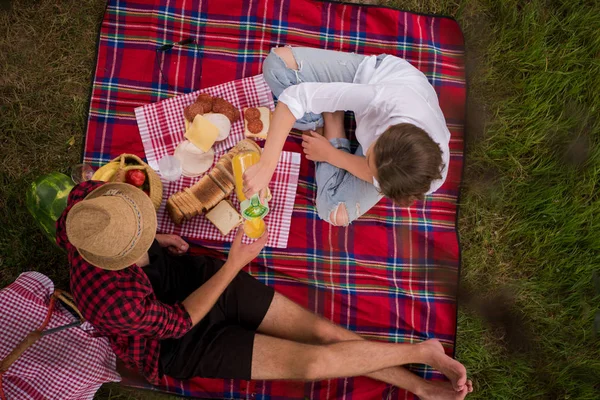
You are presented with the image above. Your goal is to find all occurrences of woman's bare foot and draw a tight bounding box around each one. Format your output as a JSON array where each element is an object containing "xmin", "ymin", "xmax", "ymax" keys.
[
  {"xmin": 417, "ymin": 380, "xmax": 473, "ymax": 400},
  {"xmin": 419, "ymin": 339, "xmax": 468, "ymax": 391}
]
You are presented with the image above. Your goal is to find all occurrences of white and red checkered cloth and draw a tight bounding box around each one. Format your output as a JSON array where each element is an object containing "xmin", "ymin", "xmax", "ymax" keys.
[
  {"xmin": 0, "ymin": 272, "xmax": 120, "ymax": 399},
  {"xmin": 134, "ymin": 75, "xmax": 300, "ymax": 248}
]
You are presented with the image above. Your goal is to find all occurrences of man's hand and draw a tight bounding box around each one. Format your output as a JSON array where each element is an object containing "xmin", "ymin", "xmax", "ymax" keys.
[
  {"xmin": 302, "ymin": 131, "xmax": 336, "ymax": 162},
  {"xmin": 226, "ymin": 229, "xmax": 268, "ymax": 270},
  {"xmin": 156, "ymin": 234, "xmax": 189, "ymax": 255}
]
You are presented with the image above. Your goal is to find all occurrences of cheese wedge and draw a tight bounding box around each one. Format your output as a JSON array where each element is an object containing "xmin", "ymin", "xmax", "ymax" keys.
[
  {"xmin": 206, "ymin": 200, "xmax": 243, "ymax": 236},
  {"xmin": 185, "ymin": 114, "xmax": 219, "ymax": 152}
]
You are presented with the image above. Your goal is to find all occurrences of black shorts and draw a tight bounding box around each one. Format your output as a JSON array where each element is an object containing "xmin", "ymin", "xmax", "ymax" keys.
[{"xmin": 143, "ymin": 241, "xmax": 274, "ymax": 381}]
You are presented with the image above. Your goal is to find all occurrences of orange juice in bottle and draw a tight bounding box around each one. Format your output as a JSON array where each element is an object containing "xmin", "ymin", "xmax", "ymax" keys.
[
  {"xmin": 232, "ymin": 151, "xmax": 261, "ymax": 202},
  {"xmin": 232, "ymin": 150, "xmax": 268, "ymax": 238}
]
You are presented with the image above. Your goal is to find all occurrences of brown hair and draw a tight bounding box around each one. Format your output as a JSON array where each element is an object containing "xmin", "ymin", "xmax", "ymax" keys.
[{"xmin": 373, "ymin": 123, "xmax": 444, "ymax": 206}]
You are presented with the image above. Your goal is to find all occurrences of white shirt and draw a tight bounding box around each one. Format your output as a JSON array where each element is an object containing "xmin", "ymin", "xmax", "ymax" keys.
[{"xmin": 278, "ymin": 55, "xmax": 450, "ymax": 194}]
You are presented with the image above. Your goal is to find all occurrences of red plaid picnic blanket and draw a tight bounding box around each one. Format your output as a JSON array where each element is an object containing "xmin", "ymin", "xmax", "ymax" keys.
[
  {"xmin": 85, "ymin": 0, "xmax": 465, "ymax": 399},
  {"xmin": 134, "ymin": 75, "xmax": 301, "ymax": 248},
  {"xmin": 0, "ymin": 272, "xmax": 120, "ymax": 399}
]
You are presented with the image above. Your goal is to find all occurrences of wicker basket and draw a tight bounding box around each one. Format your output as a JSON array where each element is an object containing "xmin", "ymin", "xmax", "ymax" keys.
[{"xmin": 111, "ymin": 154, "xmax": 163, "ymax": 210}]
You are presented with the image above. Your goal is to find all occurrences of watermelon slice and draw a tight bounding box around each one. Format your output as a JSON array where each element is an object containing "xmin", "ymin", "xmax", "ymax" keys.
[{"xmin": 26, "ymin": 172, "xmax": 75, "ymax": 245}]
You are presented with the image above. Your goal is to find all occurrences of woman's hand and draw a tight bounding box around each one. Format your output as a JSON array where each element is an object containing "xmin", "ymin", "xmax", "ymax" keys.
[
  {"xmin": 302, "ymin": 131, "xmax": 336, "ymax": 162},
  {"xmin": 243, "ymin": 161, "xmax": 276, "ymax": 201},
  {"xmin": 226, "ymin": 229, "xmax": 268, "ymax": 270},
  {"xmin": 156, "ymin": 234, "xmax": 189, "ymax": 255}
]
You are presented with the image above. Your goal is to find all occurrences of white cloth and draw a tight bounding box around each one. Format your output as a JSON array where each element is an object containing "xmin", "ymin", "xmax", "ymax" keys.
[{"xmin": 278, "ymin": 55, "xmax": 450, "ymax": 194}]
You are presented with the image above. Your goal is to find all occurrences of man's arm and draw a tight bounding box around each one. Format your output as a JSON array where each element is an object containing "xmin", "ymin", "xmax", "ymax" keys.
[
  {"xmin": 181, "ymin": 259, "xmax": 243, "ymax": 325},
  {"xmin": 182, "ymin": 230, "xmax": 268, "ymax": 326},
  {"xmin": 104, "ymin": 231, "xmax": 267, "ymax": 338}
]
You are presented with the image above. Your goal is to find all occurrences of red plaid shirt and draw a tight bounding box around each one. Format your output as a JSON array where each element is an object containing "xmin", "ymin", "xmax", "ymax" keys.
[{"xmin": 56, "ymin": 181, "xmax": 192, "ymax": 384}]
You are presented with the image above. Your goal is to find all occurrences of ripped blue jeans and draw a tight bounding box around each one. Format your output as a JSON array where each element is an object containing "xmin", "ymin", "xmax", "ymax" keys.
[{"xmin": 262, "ymin": 47, "xmax": 384, "ymax": 225}]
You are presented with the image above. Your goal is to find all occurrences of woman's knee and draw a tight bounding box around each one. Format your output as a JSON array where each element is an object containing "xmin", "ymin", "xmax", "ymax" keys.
[
  {"xmin": 262, "ymin": 47, "xmax": 299, "ymax": 96},
  {"xmin": 273, "ymin": 47, "xmax": 299, "ymax": 70},
  {"xmin": 316, "ymin": 200, "xmax": 354, "ymax": 227}
]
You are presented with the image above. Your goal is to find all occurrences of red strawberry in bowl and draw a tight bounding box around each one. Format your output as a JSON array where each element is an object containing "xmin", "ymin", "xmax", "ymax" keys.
[{"xmin": 126, "ymin": 169, "xmax": 146, "ymax": 187}]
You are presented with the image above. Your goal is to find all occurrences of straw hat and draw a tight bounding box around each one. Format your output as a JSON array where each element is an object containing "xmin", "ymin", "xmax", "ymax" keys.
[{"xmin": 66, "ymin": 182, "xmax": 157, "ymax": 270}]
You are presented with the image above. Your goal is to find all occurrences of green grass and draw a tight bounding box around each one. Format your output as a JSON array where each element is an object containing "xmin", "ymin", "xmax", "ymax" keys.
[{"xmin": 1, "ymin": 0, "xmax": 599, "ymax": 399}]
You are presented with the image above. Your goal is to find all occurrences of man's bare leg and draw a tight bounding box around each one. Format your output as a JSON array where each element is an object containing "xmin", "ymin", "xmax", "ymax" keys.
[
  {"xmin": 251, "ymin": 334, "xmax": 471, "ymax": 400},
  {"xmin": 257, "ymin": 292, "xmax": 472, "ymax": 399}
]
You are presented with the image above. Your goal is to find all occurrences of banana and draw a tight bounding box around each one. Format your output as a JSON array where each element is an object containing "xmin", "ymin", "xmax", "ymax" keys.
[{"xmin": 92, "ymin": 162, "xmax": 120, "ymax": 181}]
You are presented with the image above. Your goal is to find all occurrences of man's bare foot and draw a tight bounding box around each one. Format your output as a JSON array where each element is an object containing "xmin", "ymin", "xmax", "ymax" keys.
[
  {"xmin": 419, "ymin": 339, "xmax": 468, "ymax": 391},
  {"xmin": 417, "ymin": 380, "xmax": 473, "ymax": 400}
]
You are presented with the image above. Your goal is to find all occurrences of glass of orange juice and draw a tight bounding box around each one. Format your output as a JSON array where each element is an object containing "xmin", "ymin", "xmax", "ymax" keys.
[{"xmin": 243, "ymin": 218, "xmax": 266, "ymax": 239}]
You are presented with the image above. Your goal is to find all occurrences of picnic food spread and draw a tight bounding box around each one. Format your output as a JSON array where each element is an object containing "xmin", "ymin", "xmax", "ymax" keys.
[
  {"xmin": 175, "ymin": 93, "xmax": 238, "ymax": 177},
  {"xmin": 87, "ymin": 89, "xmax": 274, "ymax": 241},
  {"xmin": 166, "ymin": 139, "xmax": 258, "ymax": 223},
  {"xmin": 161, "ymin": 93, "xmax": 274, "ymax": 239},
  {"xmin": 166, "ymin": 123, "xmax": 271, "ymax": 238}
]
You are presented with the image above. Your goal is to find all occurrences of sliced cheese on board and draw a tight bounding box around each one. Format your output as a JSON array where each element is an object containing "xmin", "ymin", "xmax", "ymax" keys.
[{"xmin": 185, "ymin": 114, "xmax": 219, "ymax": 152}]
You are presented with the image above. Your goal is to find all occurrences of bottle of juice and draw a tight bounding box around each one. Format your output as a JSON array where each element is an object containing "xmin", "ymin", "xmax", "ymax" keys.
[
  {"xmin": 232, "ymin": 151, "xmax": 260, "ymax": 202},
  {"xmin": 232, "ymin": 150, "xmax": 269, "ymax": 239}
]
